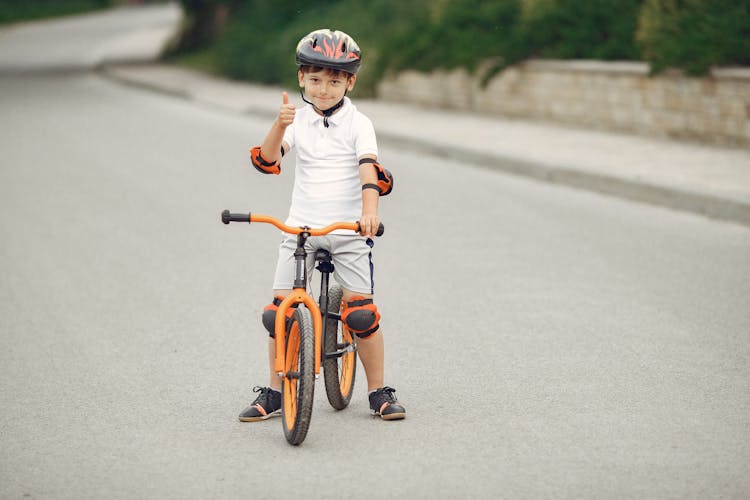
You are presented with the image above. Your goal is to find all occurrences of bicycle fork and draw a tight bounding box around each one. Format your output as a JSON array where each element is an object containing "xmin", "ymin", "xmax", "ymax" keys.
[{"xmin": 274, "ymin": 230, "xmax": 322, "ymax": 377}]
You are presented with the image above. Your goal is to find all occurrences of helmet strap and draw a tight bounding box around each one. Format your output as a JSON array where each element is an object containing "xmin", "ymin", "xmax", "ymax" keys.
[{"xmin": 299, "ymin": 89, "xmax": 346, "ymax": 128}]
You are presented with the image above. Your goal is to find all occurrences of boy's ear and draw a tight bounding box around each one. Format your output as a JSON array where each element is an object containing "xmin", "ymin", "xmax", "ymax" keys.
[
  {"xmin": 347, "ymin": 74, "xmax": 357, "ymax": 91},
  {"xmin": 298, "ymin": 70, "xmax": 305, "ymax": 87}
]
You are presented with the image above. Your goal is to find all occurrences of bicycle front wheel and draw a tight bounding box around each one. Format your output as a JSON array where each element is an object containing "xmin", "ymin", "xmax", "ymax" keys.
[
  {"xmin": 322, "ymin": 285, "xmax": 357, "ymax": 410},
  {"xmin": 281, "ymin": 305, "xmax": 315, "ymax": 445}
]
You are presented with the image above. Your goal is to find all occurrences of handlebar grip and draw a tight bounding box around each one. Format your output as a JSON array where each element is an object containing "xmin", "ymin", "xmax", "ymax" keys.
[
  {"xmin": 356, "ymin": 221, "xmax": 385, "ymax": 236},
  {"xmin": 221, "ymin": 210, "xmax": 251, "ymax": 224}
]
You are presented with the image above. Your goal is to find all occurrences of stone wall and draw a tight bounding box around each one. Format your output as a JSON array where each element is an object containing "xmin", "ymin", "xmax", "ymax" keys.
[{"xmin": 376, "ymin": 60, "xmax": 750, "ymax": 147}]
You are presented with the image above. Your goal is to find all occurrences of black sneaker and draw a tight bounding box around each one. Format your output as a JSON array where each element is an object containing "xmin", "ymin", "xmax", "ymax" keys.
[
  {"xmin": 238, "ymin": 386, "xmax": 282, "ymax": 422},
  {"xmin": 369, "ymin": 386, "xmax": 406, "ymax": 420}
]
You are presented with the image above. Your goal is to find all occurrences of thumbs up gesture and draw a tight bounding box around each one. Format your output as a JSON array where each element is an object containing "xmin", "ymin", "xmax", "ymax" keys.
[{"xmin": 277, "ymin": 92, "xmax": 296, "ymax": 128}]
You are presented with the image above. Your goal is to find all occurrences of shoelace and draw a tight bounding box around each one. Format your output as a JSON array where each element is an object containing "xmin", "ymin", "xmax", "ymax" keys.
[
  {"xmin": 251, "ymin": 386, "xmax": 272, "ymax": 406},
  {"xmin": 375, "ymin": 386, "xmax": 397, "ymax": 403}
]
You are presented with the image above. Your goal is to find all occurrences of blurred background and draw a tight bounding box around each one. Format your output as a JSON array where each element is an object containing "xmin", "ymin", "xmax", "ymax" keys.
[
  {"xmin": 163, "ymin": 0, "xmax": 750, "ymax": 93},
  {"xmin": 3, "ymin": 0, "xmax": 749, "ymax": 145}
]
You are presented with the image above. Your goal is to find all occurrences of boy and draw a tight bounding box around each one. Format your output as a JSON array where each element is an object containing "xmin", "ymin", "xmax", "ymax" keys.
[{"xmin": 239, "ymin": 29, "xmax": 405, "ymax": 422}]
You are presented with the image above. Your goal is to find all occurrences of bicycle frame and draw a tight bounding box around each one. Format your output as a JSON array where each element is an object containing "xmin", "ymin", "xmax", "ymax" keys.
[
  {"xmin": 221, "ymin": 210, "xmax": 380, "ymax": 384},
  {"xmin": 223, "ymin": 210, "xmax": 383, "ymax": 443}
]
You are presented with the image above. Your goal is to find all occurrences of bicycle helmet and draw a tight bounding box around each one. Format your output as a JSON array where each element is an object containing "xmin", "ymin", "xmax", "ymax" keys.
[{"xmin": 295, "ymin": 29, "xmax": 362, "ymax": 75}]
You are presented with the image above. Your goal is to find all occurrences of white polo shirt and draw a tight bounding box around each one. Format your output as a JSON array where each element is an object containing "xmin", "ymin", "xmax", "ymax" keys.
[{"xmin": 282, "ymin": 97, "xmax": 378, "ymax": 229}]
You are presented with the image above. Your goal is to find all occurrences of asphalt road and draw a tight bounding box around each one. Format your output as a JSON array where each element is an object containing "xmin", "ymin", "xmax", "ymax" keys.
[
  {"xmin": 2, "ymin": 6, "xmax": 750, "ymax": 500},
  {"xmin": 1, "ymin": 70, "xmax": 750, "ymax": 500},
  {"xmin": 0, "ymin": 4, "xmax": 179, "ymax": 71}
]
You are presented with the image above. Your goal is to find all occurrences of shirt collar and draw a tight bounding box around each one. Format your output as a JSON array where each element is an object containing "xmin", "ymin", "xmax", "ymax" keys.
[{"xmin": 307, "ymin": 96, "xmax": 351, "ymax": 126}]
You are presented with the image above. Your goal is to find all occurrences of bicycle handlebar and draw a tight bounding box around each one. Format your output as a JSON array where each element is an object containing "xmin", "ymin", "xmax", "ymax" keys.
[{"xmin": 221, "ymin": 210, "xmax": 384, "ymax": 237}]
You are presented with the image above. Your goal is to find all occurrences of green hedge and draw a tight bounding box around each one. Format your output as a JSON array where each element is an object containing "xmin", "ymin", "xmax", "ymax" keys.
[
  {"xmin": 378, "ymin": 0, "xmax": 642, "ymax": 84},
  {"xmin": 515, "ymin": 0, "xmax": 642, "ymax": 60},
  {"xmin": 0, "ymin": 0, "xmax": 113, "ymax": 24},
  {"xmin": 637, "ymin": 0, "xmax": 750, "ymax": 75},
  {"xmin": 208, "ymin": 0, "xmax": 427, "ymax": 95},
  {"xmin": 169, "ymin": 0, "xmax": 750, "ymax": 94}
]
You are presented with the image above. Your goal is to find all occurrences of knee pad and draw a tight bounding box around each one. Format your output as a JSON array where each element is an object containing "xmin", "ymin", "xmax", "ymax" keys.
[
  {"xmin": 341, "ymin": 296, "xmax": 380, "ymax": 338},
  {"xmin": 261, "ymin": 296, "xmax": 298, "ymax": 338}
]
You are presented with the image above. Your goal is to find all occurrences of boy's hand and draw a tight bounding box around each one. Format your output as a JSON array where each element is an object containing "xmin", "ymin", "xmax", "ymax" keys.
[
  {"xmin": 359, "ymin": 213, "xmax": 380, "ymax": 238},
  {"xmin": 277, "ymin": 92, "xmax": 296, "ymax": 128}
]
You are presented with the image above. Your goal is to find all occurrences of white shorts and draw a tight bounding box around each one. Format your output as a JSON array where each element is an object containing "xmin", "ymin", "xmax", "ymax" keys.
[{"xmin": 272, "ymin": 234, "xmax": 375, "ymax": 295}]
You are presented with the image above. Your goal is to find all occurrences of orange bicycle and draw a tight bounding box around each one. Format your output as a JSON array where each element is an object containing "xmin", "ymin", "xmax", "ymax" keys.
[{"xmin": 222, "ymin": 210, "xmax": 383, "ymax": 445}]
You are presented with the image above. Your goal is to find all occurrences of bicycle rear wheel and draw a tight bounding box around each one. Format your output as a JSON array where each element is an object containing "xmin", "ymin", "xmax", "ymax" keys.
[
  {"xmin": 281, "ymin": 305, "xmax": 315, "ymax": 445},
  {"xmin": 322, "ymin": 285, "xmax": 357, "ymax": 410}
]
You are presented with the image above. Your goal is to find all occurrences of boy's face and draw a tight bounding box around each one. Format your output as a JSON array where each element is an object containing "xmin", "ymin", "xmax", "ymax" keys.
[{"xmin": 298, "ymin": 68, "xmax": 356, "ymax": 112}]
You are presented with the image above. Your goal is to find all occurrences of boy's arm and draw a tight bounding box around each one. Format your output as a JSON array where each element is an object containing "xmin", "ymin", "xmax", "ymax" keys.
[
  {"xmin": 358, "ymin": 154, "xmax": 380, "ymax": 238},
  {"xmin": 257, "ymin": 92, "xmax": 295, "ymax": 167}
]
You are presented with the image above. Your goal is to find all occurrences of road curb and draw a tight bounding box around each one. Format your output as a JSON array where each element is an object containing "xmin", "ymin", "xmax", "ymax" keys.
[
  {"xmin": 378, "ymin": 133, "xmax": 750, "ymax": 227},
  {"xmin": 99, "ymin": 63, "xmax": 190, "ymax": 99}
]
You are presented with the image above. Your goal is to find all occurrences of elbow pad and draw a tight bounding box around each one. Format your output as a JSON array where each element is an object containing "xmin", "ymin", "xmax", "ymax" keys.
[
  {"xmin": 250, "ymin": 146, "xmax": 280, "ymax": 175},
  {"xmin": 359, "ymin": 158, "xmax": 393, "ymax": 196}
]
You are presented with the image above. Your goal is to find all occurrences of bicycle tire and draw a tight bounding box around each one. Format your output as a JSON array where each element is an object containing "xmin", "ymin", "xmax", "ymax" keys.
[
  {"xmin": 281, "ymin": 305, "xmax": 315, "ymax": 445},
  {"xmin": 322, "ymin": 285, "xmax": 357, "ymax": 410}
]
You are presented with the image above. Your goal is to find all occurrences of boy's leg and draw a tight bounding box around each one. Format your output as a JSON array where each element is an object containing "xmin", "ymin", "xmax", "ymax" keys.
[
  {"xmin": 342, "ymin": 289, "xmax": 384, "ymax": 391},
  {"xmin": 267, "ymin": 288, "xmax": 291, "ymax": 391},
  {"xmin": 268, "ymin": 290, "xmax": 292, "ymax": 391},
  {"xmin": 333, "ymin": 236, "xmax": 404, "ymax": 419},
  {"xmin": 238, "ymin": 288, "xmax": 290, "ymax": 422},
  {"xmin": 241, "ymin": 236, "xmax": 313, "ymax": 422},
  {"xmin": 267, "ymin": 340, "xmax": 281, "ymax": 390},
  {"xmin": 342, "ymin": 288, "xmax": 405, "ymax": 420}
]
